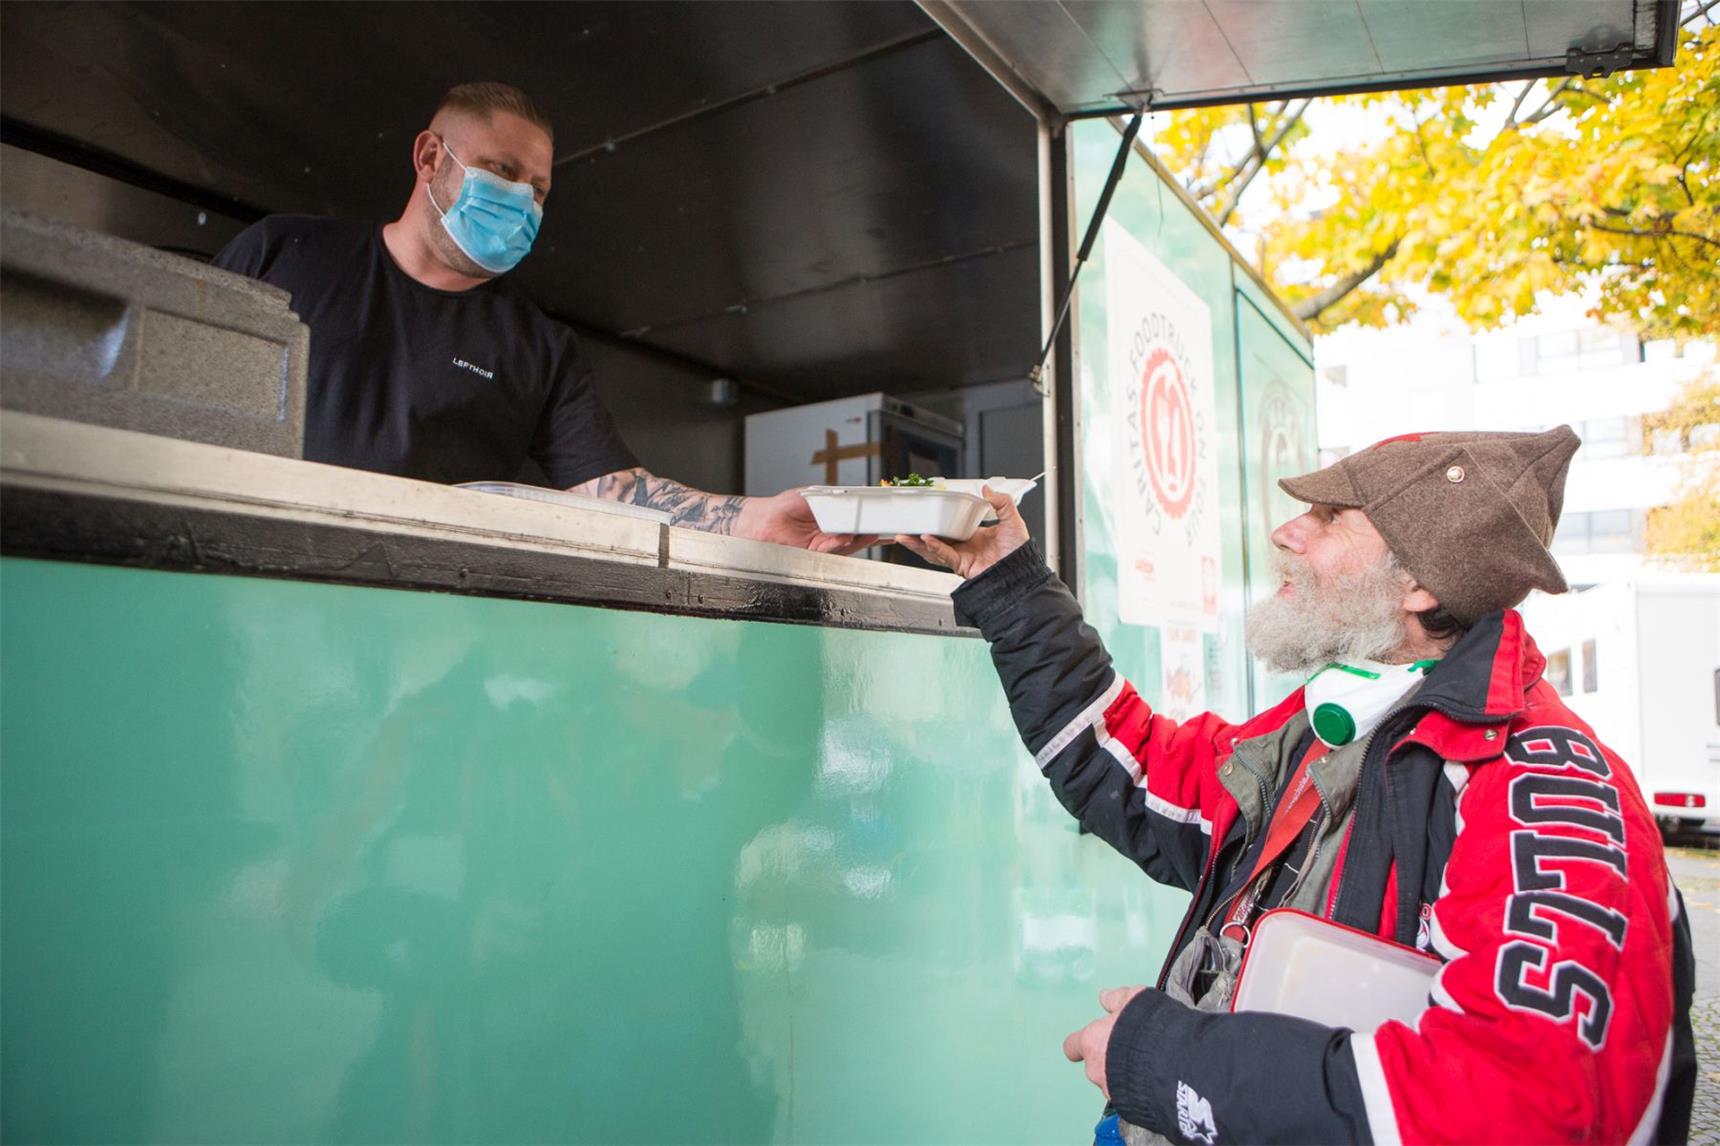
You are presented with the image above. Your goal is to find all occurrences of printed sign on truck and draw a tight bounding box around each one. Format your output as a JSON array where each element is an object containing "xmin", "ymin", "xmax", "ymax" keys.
[{"xmin": 1104, "ymin": 220, "xmax": 1222, "ymax": 632}]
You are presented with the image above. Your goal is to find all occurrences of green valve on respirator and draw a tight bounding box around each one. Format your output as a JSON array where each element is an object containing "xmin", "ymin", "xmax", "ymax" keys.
[
  {"xmin": 1305, "ymin": 659, "xmax": 1438, "ymax": 748},
  {"xmin": 1311, "ymin": 702, "xmax": 1358, "ymax": 746}
]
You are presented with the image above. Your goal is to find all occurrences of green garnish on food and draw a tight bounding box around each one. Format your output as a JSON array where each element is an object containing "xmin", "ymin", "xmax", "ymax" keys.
[{"xmin": 880, "ymin": 473, "xmax": 935, "ymax": 487}]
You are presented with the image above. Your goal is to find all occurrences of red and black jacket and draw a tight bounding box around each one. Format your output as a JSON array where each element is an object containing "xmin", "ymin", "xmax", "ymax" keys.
[{"xmin": 953, "ymin": 544, "xmax": 1696, "ymax": 1144}]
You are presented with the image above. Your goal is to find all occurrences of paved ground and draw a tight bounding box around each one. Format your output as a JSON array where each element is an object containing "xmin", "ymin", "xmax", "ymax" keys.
[{"xmin": 1668, "ymin": 842, "xmax": 1720, "ymax": 1143}]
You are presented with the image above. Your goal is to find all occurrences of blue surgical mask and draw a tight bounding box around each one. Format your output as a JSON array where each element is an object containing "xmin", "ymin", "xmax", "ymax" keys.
[{"xmin": 426, "ymin": 140, "xmax": 542, "ymax": 275}]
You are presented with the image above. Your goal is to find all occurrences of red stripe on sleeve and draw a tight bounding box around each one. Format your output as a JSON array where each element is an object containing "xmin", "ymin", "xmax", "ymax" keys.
[
  {"xmin": 1102, "ymin": 685, "xmax": 1153, "ymax": 768},
  {"xmin": 1378, "ymin": 861, "xmax": 1399, "ymax": 940}
]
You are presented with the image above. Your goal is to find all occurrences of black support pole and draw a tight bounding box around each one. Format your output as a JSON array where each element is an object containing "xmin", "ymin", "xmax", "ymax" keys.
[{"xmin": 1028, "ymin": 110, "xmax": 1143, "ymax": 392}]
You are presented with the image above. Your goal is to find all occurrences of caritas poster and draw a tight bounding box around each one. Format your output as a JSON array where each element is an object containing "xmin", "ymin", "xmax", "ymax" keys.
[
  {"xmin": 1158, "ymin": 624, "xmax": 1208, "ymax": 721},
  {"xmin": 1103, "ymin": 220, "xmax": 1221, "ymax": 631}
]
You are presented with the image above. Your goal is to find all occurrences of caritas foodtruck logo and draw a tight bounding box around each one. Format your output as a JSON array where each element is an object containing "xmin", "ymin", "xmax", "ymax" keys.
[
  {"xmin": 1257, "ymin": 380, "xmax": 1312, "ymax": 528},
  {"xmin": 1125, "ymin": 312, "xmax": 1210, "ymax": 544}
]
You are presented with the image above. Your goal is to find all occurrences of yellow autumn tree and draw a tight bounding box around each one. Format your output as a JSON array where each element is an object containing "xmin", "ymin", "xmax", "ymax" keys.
[
  {"xmin": 1642, "ymin": 372, "xmax": 1720, "ymax": 570},
  {"xmin": 1151, "ymin": 21, "xmax": 1719, "ymax": 338}
]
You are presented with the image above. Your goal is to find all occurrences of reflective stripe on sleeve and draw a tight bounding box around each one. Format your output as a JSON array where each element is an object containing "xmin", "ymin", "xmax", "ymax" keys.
[
  {"xmin": 1349, "ymin": 1032, "xmax": 1403, "ymax": 1146},
  {"xmin": 1033, "ymin": 672, "xmax": 1213, "ymax": 834},
  {"xmin": 1626, "ymin": 1031, "xmax": 1674, "ymax": 1146},
  {"xmin": 1034, "ymin": 674, "xmax": 1124, "ymax": 771}
]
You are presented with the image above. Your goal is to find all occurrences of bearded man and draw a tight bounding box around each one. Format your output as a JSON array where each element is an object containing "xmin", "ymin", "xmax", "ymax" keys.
[{"xmin": 899, "ymin": 428, "xmax": 1696, "ymax": 1144}]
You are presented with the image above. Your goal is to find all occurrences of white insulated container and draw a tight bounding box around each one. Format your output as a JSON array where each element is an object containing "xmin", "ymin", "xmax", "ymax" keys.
[
  {"xmin": 1230, "ymin": 909, "xmax": 1441, "ymax": 1031},
  {"xmin": 799, "ymin": 486, "xmax": 992, "ymax": 540}
]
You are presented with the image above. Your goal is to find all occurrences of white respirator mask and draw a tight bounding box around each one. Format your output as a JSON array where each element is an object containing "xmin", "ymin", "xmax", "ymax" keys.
[{"xmin": 1303, "ymin": 658, "xmax": 1438, "ymax": 747}]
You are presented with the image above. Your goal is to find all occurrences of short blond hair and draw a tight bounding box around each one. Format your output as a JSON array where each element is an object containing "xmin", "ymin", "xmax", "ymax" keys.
[{"xmin": 433, "ymin": 82, "xmax": 554, "ymax": 142}]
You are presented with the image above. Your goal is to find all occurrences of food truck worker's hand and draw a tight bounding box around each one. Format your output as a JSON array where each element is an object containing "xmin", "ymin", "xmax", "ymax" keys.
[
  {"xmin": 737, "ymin": 487, "xmax": 881, "ymax": 555},
  {"xmin": 575, "ymin": 469, "xmax": 879, "ymax": 554},
  {"xmin": 896, "ymin": 486, "xmax": 1029, "ymax": 579},
  {"xmin": 1063, "ymin": 985, "xmax": 1146, "ymax": 1100}
]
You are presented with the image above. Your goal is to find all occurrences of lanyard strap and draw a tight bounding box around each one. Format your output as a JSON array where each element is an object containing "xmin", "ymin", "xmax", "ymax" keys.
[{"xmin": 1219, "ymin": 741, "xmax": 1330, "ymax": 939}]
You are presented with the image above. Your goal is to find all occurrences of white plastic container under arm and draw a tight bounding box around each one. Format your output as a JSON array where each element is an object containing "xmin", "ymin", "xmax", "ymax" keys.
[{"xmin": 1230, "ymin": 909, "xmax": 1441, "ymax": 1031}]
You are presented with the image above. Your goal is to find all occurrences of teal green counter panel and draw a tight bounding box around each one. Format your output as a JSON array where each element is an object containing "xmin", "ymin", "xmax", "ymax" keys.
[{"xmin": 1, "ymin": 558, "xmax": 1190, "ymax": 1144}]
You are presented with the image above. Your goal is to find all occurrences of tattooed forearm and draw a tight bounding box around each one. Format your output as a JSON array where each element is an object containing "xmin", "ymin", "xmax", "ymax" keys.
[{"xmin": 574, "ymin": 468, "xmax": 747, "ymax": 534}]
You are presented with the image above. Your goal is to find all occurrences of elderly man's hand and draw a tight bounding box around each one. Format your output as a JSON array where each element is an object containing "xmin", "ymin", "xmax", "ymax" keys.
[
  {"xmin": 1063, "ymin": 985, "xmax": 1146, "ymax": 1099},
  {"xmin": 895, "ymin": 486, "xmax": 1030, "ymax": 579}
]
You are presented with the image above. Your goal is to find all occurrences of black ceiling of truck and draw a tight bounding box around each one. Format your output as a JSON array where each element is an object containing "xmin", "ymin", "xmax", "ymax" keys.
[
  {"xmin": 925, "ymin": 0, "xmax": 1681, "ymax": 115},
  {"xmin": 1, "ymin": 1, "xmax": 1042, "ymax": 403},
  {"xmin": 3, "ymin": 1, "xmax": 1683, "ymax": 405}
]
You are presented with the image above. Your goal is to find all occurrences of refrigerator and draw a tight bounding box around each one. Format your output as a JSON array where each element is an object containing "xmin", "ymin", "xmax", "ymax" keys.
[{"xmin": 744, "ymin": 392, "xmax": 964, "ymax": 496}]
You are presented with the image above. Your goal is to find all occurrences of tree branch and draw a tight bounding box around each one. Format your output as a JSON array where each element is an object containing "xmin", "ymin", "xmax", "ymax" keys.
[
  {"xmin": 1190, "ymin": 144, "xmax": 1251, "ymax": 200},
  {"xmin": 1503, "ymin": 80, "xmax": 1537, "ymax": 130},
  {"xmin": 1554, "ymin": 254, "xmax": 1653, "ymax": 269},
  {"xmin": 1187, "ymin": 105, "xmax": 1263, "ymax": 201},
  {"xmin": 1409, "ymin": 109, "xmax": 1437, "ymax": 177},
  {"xmin": 1517, "ymin": 78, "xmax": 1579, "ymax": 128},
  {"xmin": 1190, "ymin": 155, "xmax": 1247, "ymax": 204},
  {"xmin": 1186, "ymin": 128, "xmax": 1224, "ymax": 199},
  {"xmin": 1261, "ymin": 100, "xmax": 1310, "ymax": 156},
  {"xmin": 1213, "ymin": 156, "xmax": 1261, "ymax": 224},
  {"xmin": 1291, "ymin": 240, "xmax": 1401, "ymax": 323},
  {"xmin": 1216, "ymin": 100, "xmax": 1309, "ymax": 226},
  {"xmin": 1588, "ymin": 220, "xmax": 1720, "ymax": 252}
]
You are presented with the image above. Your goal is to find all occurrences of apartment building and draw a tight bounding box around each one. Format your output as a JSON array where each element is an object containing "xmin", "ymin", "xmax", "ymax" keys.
[{"xmin": 1314, "ymin": 296, "xmax": 1714, "ymax": 587}]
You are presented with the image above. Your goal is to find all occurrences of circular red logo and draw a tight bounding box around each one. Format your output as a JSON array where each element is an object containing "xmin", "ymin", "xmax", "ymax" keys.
[{"xmin": 1139, "ymin": 347, "xmax": 1196, "ymax": 518}]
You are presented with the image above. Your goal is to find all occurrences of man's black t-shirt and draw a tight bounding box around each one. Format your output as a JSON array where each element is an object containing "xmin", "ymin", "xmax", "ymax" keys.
[{"xmin": 213, "ymin": 215, "xmax": 637, "ymax": 488}]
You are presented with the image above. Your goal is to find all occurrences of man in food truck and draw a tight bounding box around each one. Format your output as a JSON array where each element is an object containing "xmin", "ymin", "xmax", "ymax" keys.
[
  {"xmin": 214, "ymin": 81, "xmax": 867, "ymax": 555},
  {"xmin": 899, "ymin": 428, "xmax": 1696, "ymax": 1144}
]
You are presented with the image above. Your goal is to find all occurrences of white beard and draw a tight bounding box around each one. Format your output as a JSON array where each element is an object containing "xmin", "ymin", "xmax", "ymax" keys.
[{"xmin": 1245, "ymin": 551, "xmax": 1411, "ymax": 676}]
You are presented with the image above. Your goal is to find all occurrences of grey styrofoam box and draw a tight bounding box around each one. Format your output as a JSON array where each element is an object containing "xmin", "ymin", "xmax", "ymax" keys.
[{"xmin": 0, "ymin": 207, "xmax": 307, "ymax": 458}]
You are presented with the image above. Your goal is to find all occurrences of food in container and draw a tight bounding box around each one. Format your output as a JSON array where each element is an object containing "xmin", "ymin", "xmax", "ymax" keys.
[{"xmin": 800, "ymin": 475, "xmax": 1038, "ymax": 540}]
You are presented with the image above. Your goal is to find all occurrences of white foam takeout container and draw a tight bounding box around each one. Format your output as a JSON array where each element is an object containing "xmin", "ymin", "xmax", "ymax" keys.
[
  {"xmin": 800, "ymin": 476, "xmax": 1037, "ymax": 540},
  {"xmin": 1230, "ymin": 909, "xmax": 1440, "ymax": 1031}
]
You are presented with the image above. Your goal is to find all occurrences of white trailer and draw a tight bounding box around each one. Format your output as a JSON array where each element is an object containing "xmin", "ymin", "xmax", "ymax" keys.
[{"xmin": 1521, "ymin": 576, "xmax": 1720, "ymax": 839}]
